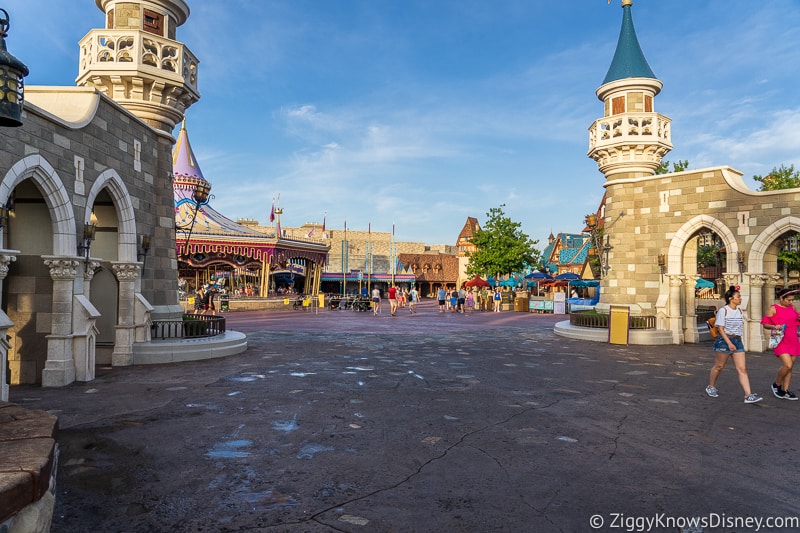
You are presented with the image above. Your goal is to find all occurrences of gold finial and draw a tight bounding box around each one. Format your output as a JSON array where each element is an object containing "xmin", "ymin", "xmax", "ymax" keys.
[{"xmin": 622, "ymin": 0, "xmax": 633, "ymax": 6}]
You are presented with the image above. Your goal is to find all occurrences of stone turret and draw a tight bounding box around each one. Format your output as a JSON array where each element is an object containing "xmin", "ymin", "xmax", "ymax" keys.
[
  {"xmin": 587, "ymin": 0, "xmax": 671, "ymax": 181},
  {"xmin": 587, "ymin": 0, "xmax": 672, "ymax": 312},
  {"xmin": 76, "ymin": 0, "xmax": 200, "ymax": 132}
]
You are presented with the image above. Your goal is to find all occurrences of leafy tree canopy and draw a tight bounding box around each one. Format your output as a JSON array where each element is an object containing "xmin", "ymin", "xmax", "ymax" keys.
[
  {"xmin": 697, "ymin": 244, "xmax": 719, "ymax": 268},
  {"xmin": 466, "ymin": 205, "xmax": 540, "ymax": 278},
  {"xmin": 655, "ymin": 159, "xmax": 690, "ymax": 175},
  {"xmin": 753, "ymin": 164, "xmax": 800, "ymax": 191}
]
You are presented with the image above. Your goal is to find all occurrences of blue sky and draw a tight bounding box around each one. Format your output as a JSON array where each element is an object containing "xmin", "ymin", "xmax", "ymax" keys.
[{"xmin": 9, "ymin": 0, "xmax": 800, "ymax": 248}]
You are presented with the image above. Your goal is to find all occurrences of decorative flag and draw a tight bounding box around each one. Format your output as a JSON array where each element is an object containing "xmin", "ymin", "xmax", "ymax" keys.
[
  {"xmin": 269, "ymin": 201, "xmax": 275, "ymax": 222},
  {"xmin": 321, "ymin": 212, "xmax": 326, "ymax": 233},
  {"xmin": 307, "ymin": 227, "xmax": 315, "ymax": 238},
  {"xmin": 392, "ymin": 222, "xmax": 395, "ymax": 237},
  {"xmin": 368, "ymin": 222, "xmax": 371, "ymax": 235}
]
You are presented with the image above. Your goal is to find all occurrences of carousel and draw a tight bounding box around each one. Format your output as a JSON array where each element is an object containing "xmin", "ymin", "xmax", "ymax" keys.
[{"xmin": 173, "ymin": 122, "xmax": 328, "ymax": 298}]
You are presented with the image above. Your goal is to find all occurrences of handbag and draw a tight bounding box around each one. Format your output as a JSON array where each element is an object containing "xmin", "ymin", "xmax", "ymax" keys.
[{"xmin": 769, "ymin": 324, "xmax": 786, "ymax": 349}]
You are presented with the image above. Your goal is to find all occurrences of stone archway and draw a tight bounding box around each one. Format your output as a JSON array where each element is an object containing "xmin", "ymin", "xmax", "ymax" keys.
[
  {"xmin": 0, "ymin": 156, "xmax": 80, "ymax": 387},
  {"xmin": 660, "ymin": 215, "xmax": 740, "ymax": 344},
  {"xmin": 85, "ymin": 169, "xmax": 144, "ymax": 367}
]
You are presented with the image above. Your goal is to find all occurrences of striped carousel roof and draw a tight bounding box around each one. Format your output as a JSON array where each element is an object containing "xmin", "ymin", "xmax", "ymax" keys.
[{"xmin": 173, "ymin": 122, "xmax": 328, "ymax": 267}]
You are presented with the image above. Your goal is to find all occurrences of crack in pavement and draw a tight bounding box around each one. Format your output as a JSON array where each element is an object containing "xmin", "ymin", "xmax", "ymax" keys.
[{"xmin": 252, "ymin": 400, "xmax": 564, "ymax": 530}]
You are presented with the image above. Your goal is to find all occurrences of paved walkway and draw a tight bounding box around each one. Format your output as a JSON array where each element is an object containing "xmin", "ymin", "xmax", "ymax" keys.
[{"xmin": 11, "ymin": 301, "xmax": 800, "ymax": 532}]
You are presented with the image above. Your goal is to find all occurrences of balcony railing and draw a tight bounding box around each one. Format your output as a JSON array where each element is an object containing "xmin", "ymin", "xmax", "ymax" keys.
[
  {"xmin": 151, "ymin": 314, "xmax": 225, "ymax": 340},
  {"xmin": 78, "ymin": 29, "xmax": 198, "ymax": 94},
  {"xmin": 588, "ymin": 112, "xmax": 671, "ymax": 150}
]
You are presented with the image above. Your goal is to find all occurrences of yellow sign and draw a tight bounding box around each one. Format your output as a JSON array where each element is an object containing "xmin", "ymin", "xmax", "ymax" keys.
[
  {"xmin": 318, "ymin": 294, "xmax": 325, "ymax": 308},
  {"xmin": 608, "ymin": 306, "xmax": 630, "ymax": 345},
  {"xmin": 284, "ymin": 298, "xmax": 290, "ymax": 305}
]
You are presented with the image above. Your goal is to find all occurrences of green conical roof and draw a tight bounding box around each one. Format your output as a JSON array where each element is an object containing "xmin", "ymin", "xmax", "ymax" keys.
[{"xmin": 602, "ymin": 1, "xmax": 656, "ymax": 85}]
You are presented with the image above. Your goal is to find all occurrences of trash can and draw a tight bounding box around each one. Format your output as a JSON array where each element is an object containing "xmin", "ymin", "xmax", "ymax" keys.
[
  {"xmin": 220, "ymin": 297, "xmax": 230, "ymax": 312},
  {"xmin": 514, "ymin": 297, "xmax": 527, "ymax": 312}
]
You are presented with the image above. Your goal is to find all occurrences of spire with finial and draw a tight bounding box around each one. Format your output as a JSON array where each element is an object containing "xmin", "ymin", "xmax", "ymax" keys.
[
  {"xmin": 172, "ymin": 118, "xmax": 209, "ymax": 192},
  {"xmin": 602, "ymin": 0, "xmax": 656, "ymax": 85},
  {"xmin": 587, "ymin": 0, "xmax": 672, "ymax": 181}
]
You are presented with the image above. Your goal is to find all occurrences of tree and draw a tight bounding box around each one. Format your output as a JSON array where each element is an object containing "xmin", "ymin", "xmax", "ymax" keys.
[
  {"xmin": 655, "ymin": 159, "xmax": 689, "ymax": 175},
  {"xmin": 697, "ymin": 244, "xmax": 718, "ymax": 268},
  {"xmin": 466, "ymin": 205, "xmax": 540, "ymax": 278},
  {"xmin": 753, "ymin": 164, "xmax": 800, "ymax": 191}
]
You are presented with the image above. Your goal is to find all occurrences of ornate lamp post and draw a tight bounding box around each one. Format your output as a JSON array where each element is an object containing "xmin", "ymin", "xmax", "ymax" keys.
[
  {"xmin": 177, "ymin": 181, "xmax": 212, "ymax": 256},
  {"xmin": 0, "ymin": 8, "xmax": 28, "ymax": 127},
  {"xmin": 77, "ymin": 212, "xmax": 98, "ymax": 266}
]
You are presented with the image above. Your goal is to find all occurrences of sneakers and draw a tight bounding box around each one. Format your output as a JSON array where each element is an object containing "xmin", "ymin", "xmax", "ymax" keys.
[
  {"xmin": 705, "ymin": 385, "xmax": 718, "ymax": 398},
  {"xmin": 744, "ymin": 393, "xmax": 763, "ymax": 404},
  {"xmin": 772, "ymin": 382, "xmax": 786, "ymax": 399},
  {"xmin": 783, "ymin": 390, "xmax": 799, "ymax": 401}
]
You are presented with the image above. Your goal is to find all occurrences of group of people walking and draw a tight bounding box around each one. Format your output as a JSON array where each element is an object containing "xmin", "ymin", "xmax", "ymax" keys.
[
  {"xmin": 367, "ymin": 285, "xmax": 509, "ymax": 316},
  {"xmin": 707, "ymin": 285, "xmax": 800, "ymax": 404},
  {"xmin": 371, "ymin": 286, "xmax": 419, "ymax": 316},
  {"xmin": 434, "ymin": 286, "xmax": 505, "ymax": 313}
]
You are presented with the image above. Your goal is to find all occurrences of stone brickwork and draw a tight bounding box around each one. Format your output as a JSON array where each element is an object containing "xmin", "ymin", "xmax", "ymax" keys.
[
  {"xmin": 582, "ymin": 1, "xmax": 798, "ymax": 350},
  {"xmin": 600, "ymin": 166, "xmax": 800, "ymax": 350},
  {"xmin": 0, "ymin": 88, "xmax": 181, "ymax": 387}
]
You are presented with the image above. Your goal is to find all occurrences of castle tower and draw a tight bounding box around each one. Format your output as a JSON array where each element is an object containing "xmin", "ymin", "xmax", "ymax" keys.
[
  {"xmin": 587, "ymin": 0, "xmax": 671, "ymax": 181},
  {"xmin": 76, "ymin": 0, "xmax": 200, "ymax": 132},
  {"xmin": 587, "ymin": 0, "xmax": 672, "ymax": 312}
]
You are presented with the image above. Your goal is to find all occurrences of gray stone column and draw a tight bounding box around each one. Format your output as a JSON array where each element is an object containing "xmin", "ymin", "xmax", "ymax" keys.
[
  {"xmin": 0, "ymin": 251, "xmax": 19, "ymax": 402},
  {"xmin": 41, "ymin": 257, "xmax": 79, "ymax": 388},
  {"xmin": 683, "ymin": 274, "xmax": 700, "ymax": 343},
  {"xmin": 747, "ymin": 274, "xmax": 767, "ymax": 352},
  {"xmin": 764, "ymin": 275, "xmax": 782, "ymax": 316},
  {"xmin": 111, "ymin": 262, "xmax": 140, "ymax": 367},
  {"xmin": 668, "ymin": 274, "xmax": 685, "ymax": 344},
  {"xmin": 82, "ymin": 259, "xmax": 102, "ymax": 299}
]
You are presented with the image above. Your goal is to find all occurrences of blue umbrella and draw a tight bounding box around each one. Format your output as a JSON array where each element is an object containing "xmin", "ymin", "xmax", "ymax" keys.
[
  {"xmin": 498, "ymin": 277, "xmax": 518, "ymax": 287},
  {"xmin": 555, "ymin": 272, "xmax": 581, "ymax": 281},
  {"xmin": 525, "ymin": 271, "xmax": 552, "ymax": 280}
]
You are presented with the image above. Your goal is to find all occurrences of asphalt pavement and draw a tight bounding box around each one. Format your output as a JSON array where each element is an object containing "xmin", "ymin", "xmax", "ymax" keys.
[{"xmin": 11, "ymin": 300, "xmax": 800, "ymax": 533}]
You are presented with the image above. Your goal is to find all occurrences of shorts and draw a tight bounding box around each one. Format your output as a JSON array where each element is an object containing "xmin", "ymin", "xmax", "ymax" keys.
[
  {"xmin": 458, "ymin": 298, "xmax": 465, "ymax": 305},
  {"xmin": 438, "ymin": 300, "xmax": 445, "ymax": 306},
  {"xmin": 714, "ymin": 336, "xmax": 745, "ymax": 354},
  {"xmin": 372, "ymin": 297, "xmax": 380, "ymax": 303}
]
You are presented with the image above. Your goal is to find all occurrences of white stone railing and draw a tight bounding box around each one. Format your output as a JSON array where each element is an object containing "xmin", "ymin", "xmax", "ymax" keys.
[
  {"xmin": 78, "ymin": 30, "xmax": 198, "ymax": 94},
  {"xmin": 588, "ymin": 112, "xmax": 671, "ymax": 150}
]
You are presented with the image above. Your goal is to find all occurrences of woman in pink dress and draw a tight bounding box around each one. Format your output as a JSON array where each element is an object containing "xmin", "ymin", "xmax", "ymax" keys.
[{"xmin": 761, "ymin": 288, "xmax": 800, "ymax": 400}]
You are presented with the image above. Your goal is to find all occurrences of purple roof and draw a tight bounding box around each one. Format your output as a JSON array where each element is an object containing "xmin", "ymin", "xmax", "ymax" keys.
[{"xmin": 172, "ymin": 120, "xmax": 208, "ymax": 184}]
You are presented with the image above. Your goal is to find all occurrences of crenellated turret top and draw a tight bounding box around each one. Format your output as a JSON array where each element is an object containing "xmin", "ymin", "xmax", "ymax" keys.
[{"xmin": 601, "ymin": 0, "xmax": 657, "ymax": 85}]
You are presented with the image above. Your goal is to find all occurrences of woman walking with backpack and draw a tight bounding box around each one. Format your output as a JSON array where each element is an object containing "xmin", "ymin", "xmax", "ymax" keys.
[{"xmin": 706, "ymin": 285, "xmax": 762, "ymax": 404}]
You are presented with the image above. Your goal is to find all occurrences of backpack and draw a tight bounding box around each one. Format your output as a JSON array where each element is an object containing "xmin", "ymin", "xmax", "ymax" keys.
[
  {"xmin": 706, "ymin": 317, "xmax": 718, "ymax": 339},
  {"xmin": 707, "ymin": 308, "xmax": 726, "ymax": 339}
]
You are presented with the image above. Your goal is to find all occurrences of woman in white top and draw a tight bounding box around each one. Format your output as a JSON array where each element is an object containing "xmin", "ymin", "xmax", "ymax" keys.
[{"xmin": 706, "ymin": 286, "xmax": 763, "ymax": 404}]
